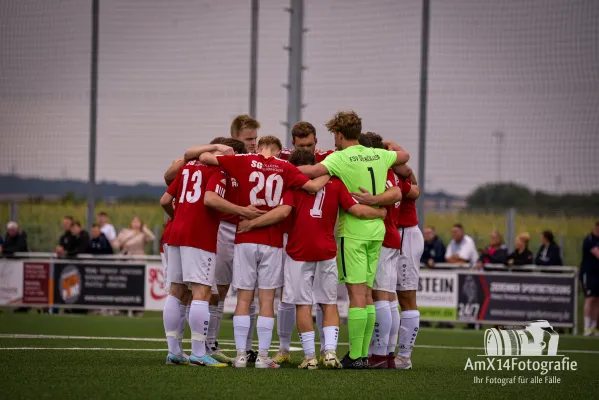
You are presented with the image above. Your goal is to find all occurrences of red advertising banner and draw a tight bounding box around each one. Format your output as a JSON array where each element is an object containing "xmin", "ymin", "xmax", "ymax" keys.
[{"xmin": 22, "ymin": 262, "xmax": 50, "ymax": 304}]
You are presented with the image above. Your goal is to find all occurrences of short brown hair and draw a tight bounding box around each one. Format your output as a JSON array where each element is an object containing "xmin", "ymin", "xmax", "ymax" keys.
[
  {"xmin": 230, "ymin": 114, "xmax": 260, "ymax": 137},
  {"xmin": 325, "ymin": 110, "xmax": 362, "ymax": 140},
  {"xmin": 257, "ymin": 135, "xmax": 282, "ymax": 151},
  {"xmin": 72, "ymin": 220, "xmax": 82, "ymax": 228},
  {"xmin": 288, "ymin": 148, "xmax": 316, "ymax": 167},
  {"xmin": 210, "ymin": 137, "xmax": 247, "ymax": 154},
  {"xmin": 291, "ymin": 121, "xmax": 316, "ymax": 140},
  {"xmin": 363, "ymin": 132, "xmax": 384, "ymax": 149},
  {"xmin": 358, "ymin": 133, "xmax": 372, "ymax": 147}
]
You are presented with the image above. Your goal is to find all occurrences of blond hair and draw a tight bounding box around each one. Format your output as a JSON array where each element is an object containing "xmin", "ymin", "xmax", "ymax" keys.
[{"xmin": 230, "ymin": 114, "xmax": 260, "ymax": 137}]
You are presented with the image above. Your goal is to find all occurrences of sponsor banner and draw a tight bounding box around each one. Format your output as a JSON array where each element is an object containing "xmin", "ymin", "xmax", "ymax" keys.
[
  {"xmin": 457, "ymin": 272, "xmax": 575, "ymax": 325},
  {"xmin": 22, "ymin": 262, "xmax": 50, "ymax": 304},
  {"xmin": 417, "ymin": 270, "xmax": 458, "ymax": 320},
  {"xmin": 145, "ymin": 262, "xmax": 168, "ymax": 311},
  {"xmin": 53, "ymin": 262, "xmax": 145, "ymax": 307},
  {"xmin": 0, "ymin": 260, "xmax": 24, "ymax": 304}
]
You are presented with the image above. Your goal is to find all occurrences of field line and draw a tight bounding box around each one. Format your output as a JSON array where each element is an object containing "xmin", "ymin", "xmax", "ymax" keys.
[{"xmin": 1, "ymin": 334, "xmax": 597, "ymax": 354}]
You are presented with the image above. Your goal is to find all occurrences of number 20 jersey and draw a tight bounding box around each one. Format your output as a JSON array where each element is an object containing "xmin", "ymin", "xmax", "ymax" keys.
[
  {"xmin": 282, "ymin": 177, "xmax": 358, "ymax": 262},
  {"xmin": 166, "ymin": 160, "xmax": 225, "ymax": 252},
  {"xmin": 216, "ymin": 154, "xmax": 309, "ymax": 248}
]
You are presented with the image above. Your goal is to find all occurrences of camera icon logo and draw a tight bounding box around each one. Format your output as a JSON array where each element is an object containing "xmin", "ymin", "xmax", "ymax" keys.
[{"xmin": 484, "ymin": 320, "xmax": 559, "ymax": 356}]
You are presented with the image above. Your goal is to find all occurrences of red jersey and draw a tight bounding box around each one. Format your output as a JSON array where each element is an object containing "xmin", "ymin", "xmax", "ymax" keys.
[
  {"xmin": 166, "ymin": 161, "xmax": 225, "ymax": 252},
  {"xmin": 280, "ymin": 214, "xmax": 293, "ymax": 235},
  {"xmin": 216, "ymin": 153, "xmax": 310, "ymax": 247},
  {"xmin": 398, "ymin": 178, "xmax": 418, "ymax": 228},
  {"xmin": 282, "ymin": 177, "xmax": 358, "ymax": 262},
  {"xmin": 215, "ymin": 172, "xmax": 240, "ymax": 226},
  {"xmin": 160, "ymin": 219, "xmax": 172, "ymax": 253},
  {"xmin": 279, "ymin": 148, "xmax": 334, "ymax": 163},
  {"xmin": 383, "ymin": 170, "xmax": 401, "ymax": 249}
]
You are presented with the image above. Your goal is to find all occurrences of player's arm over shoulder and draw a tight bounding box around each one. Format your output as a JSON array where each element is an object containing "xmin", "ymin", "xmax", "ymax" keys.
[
  {"xmin": 297, "ymin": 162, "xmax": 330, "ymax": 179},
  {"xmin": 375, "ymin": 147, "xmax": 409, "ymax": 167},
  {"xmin": 333, "ymin": 178, "xmax": 386, "ymax": 220}
]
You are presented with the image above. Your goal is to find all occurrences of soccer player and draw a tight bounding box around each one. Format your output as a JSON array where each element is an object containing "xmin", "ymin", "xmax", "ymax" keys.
[
  {"xmin": 199, "ymin": 135, "xmax": 330, "ymax": 368},
  {"xmin": 238, "ymin": 149, "xmax": 387, "ymax": 369},
  {"xmin": 581, "ymin": 221, "xmax": 599, "ymax": 336},
  {"xmin": 394, "ymin": 170, "xmax": 423, "ymax": 370},
  {"xmin": 297, "ymin": 111, "xmax": 409, "ymax": 369},
  {"xmin": 279, "ymin": 121, "xmax": 334, "ymax": 162},
  {"xmin": 160, "ymin": 142, "xmax": 236, "ymax": 367},
  {"xmin": 360, "ymin": 133, "xmax": 402, "ymax": 369}
]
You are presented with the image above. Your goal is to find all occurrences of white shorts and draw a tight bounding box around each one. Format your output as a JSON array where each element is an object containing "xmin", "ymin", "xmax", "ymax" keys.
[
  {"xmin": 283, "ymin": 256, "xmax": 338, "ymax": 305},
  {"xmin": 397, "ymin": 225, "xmax": 424, "ymax": 291},
  {"xmin": 373, "ymin": 246, "xmax": 400, "ymax": 293},
  {"xmin": 232, "ymin": 243, "xmax": 283, "ymax": 290},
  {"xmin": 167, "ymin": 245, "xmax": 216, "ymax": 287},
  {"xmin": 215, "ymin": 221, "xmax": 236, "ymax": 286},
  {"xmin": 161, "ymin": 244, "xmax": 170, "ymax": 293},
  {"xmin": 282, "ymin": 233, "xmax": 289, "ymax": 269}
]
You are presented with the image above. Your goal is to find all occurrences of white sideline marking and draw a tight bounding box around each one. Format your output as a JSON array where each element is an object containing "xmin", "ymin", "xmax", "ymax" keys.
[{"xmin": 1, "ymin": 334, "xmax": 597, "ymax": 354}]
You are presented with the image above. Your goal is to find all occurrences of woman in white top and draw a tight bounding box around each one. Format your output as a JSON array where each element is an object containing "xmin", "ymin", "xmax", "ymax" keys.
[{"xmin": 112, "ymin": 216, "xmax": 155, "ymax": 255}]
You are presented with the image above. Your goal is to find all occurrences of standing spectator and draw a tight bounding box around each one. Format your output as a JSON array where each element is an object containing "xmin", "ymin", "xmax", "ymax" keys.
[
  {"xmin": 505, "ymin": 232, "xmax": 534, "ymax": 266},
  {"xmin": 97, "ymin": 211, "xmax": 116, "ymax": 242},
  {"xmin": 581, "ymin": 222, "xmax": 599, "ymax": 336},
  {"xmin": 88, "ymin": 224, "xmax": 113, "ymax": 255},
  {"xmin": 112, "ymin": 216, "xmax": 155, "ymax": 255},
  {"xmin": 445, "ymin": 224, "xmax": 478, "ymax": 266},
  {"xmin": 477, "ymin": 231, "xmax": 508, "ymax": 268},
  {"xmin": 535, "ymin": 230, "xmax": 563, "ymax": 266},
  {"xmin": 56, "ymin": 216, "xmax": 75, "ymax": 256},
  {"xmin": 67, "ymin": 221, "xmax": 91, "ymax": 257},
  {"xmin": 1, "ymin": 221, "xmax": 28, "ymax": 255},
  {"xmin": 421, "ymin": 226, "xmax": 446, "ymax": 266}
]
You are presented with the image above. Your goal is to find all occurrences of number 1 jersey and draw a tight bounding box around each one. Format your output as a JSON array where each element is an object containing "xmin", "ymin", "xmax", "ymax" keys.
[
  {"xmin": 282, "ymin": 177, "xmax": 358, "ymax": 261},
  {"xmin": 166, "ymin": 161, "xmax": 226, "ymax": 253},
  {"xmin": 216, "ymin": 153, "xmax": 310, "ymax": 247}
]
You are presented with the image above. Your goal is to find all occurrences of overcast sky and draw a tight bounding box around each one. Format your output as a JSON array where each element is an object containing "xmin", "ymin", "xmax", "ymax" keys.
[{"xmin": 1, "ymin": 0, "xmax": 598, "ymax": 196}]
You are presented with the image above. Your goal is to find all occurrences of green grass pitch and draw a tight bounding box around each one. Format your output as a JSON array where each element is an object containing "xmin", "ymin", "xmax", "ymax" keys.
[{"xmin": 0, "ymin": 312, "xmax": 598, "ymax": 399}]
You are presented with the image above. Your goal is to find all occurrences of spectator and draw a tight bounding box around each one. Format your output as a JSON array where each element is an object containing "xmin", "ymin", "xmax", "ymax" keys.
[
  {"xmin": 477, "ymin": 231, "xmax": 508, "ymax": 268},
  {"xmin": 88, "ymin": 224, "xmax": 113, "ymax": 255},
  {"xmin": 112, "ymin": 216, "xmax": 155, "ymax": 255},
  {"xmin": 56, "ymin": 216, "xmax": 75, "ymax": 256},
  {"xmin": 445, "ymin": 224, "xmax": 478, "ymax": 266},
  {"xmin": 535, "ymin": 230, "xmax": 563, "ymax": 266},
  {"xmin": 421, "ymin": 226, "xmax": 446, "ymax": 266},
  {"xmin": 2, "ymin": 221, "xmax": 28, "ymax": 255},
  {"xmin": 581, "ymin": 221, "xmax": 599, "ymax": 336},
  {"xmin": 66, "ymin": 221, "xmax": 91, "ymax": 257},
  {"xmin": 505, "ymin": 232, "xmax": 534, "ymax": 266},
  {"xmin": 97, "ymin": 211, "xmax": 116, "ymax": 242}
]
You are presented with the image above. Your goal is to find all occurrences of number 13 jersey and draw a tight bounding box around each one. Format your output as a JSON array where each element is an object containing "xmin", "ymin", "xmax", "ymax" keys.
[
  {"xmin": 166, "ymin": 161, "xmax": 226, "ymax": 252},
  {"xmin": 282, "ymin": 177, "xmax": 358, "ymax": 262},
  {"xmin": 216, "ymin": 154, "xmax": 309, "ymax": 248}
]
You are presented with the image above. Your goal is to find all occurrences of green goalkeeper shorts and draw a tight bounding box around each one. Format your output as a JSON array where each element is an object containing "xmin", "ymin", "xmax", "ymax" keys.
[{"xmin": 337, "ymin": 237, "xmax": 383, "ymax": 287}]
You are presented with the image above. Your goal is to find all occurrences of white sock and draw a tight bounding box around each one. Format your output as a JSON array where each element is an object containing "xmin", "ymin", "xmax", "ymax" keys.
[
  {"xmin": 207, "ymin": 304, "xmax": 219, "ymax": 349},
  {"xmin": 257, "ymin": 316, "xmax": 275, "ymax": 357},
  {"xmin": 163, "ymin": 295, "xmax": 182, "ymax": 355},
  {"xmin": 189, "ymin": 300, "xmax": 210, "ymax": 357},
  {"xmin": 299, "ymin": 331, "xmax": 316, "ymax": 359},
  {"xmin": 215, "ymin": 301, "xmax": 224, "ymax": 342},
  {"xmin": 399, "ymin": 309, "xmax": 420, "ymax": 357},
  {"xmin": 372, "ymin": 301, "xmax": 392, "ymax": 356},
  {"xmin": 233, "ymin": 315, "xmax": 251, "ymax": 353},
  {"xmin": 185, "ymin": 305, "xmax": 191, "ymax": 324},
  {"xmin": 323, "ymin": 326, "xmax": 339, "ymax": 352},
  {"xmin": 315, "ymin": 305, "xmax": 325, "ymax": 352},
  {"xmin": 584, "ymin": 317, "xmax": 591, "ymax": 330},
  {"xmin": 178, "ymin": 304, "xmax": 186, "ymax": 349},
  {"xmin": 388, "ymin": 300, "xmax": 401, "ymax": 355},
  {"xmin": 591, "ymin": 319, "xmax": 598, "ymax": 330},
  {"xmin": 246, "ymin": 302, "xmax": 257, "ymax": 351},
  {"xmin": 277, "ymin": 302, "xmax": 295, "ymax": 352}
]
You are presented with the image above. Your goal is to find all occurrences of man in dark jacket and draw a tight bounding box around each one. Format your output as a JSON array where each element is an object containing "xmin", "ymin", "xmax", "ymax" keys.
[
  {"xmin": 2, "ymin": 221, "xmax": 29, "ymax": 255},
  {"xmin": 535, "ymin": 230, "xmax": 563, "ymax": 266},
  {"xmin": 66, "ymin": 221, "xmax": 90, "ymax": 257},
  {"xmin": 87, "ymin": 224, "xmax": 113, "ymax": 255},
  {"xmin": 421, "ymin": 226, "xmax": 446, "ymax": 266},
  {"xmin": 56, "ymin": 216, "xmax": 75, "ymax": 256}
]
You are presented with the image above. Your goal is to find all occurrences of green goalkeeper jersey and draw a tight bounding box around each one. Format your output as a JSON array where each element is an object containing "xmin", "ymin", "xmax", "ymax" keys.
[{"xmin": 320, "ymin": 145, "xmax": 397, "ymax": 240}]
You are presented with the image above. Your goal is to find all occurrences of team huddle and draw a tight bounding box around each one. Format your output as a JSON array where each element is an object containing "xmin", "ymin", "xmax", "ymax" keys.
[{"xmin": 159, "ymin": 111, "xmax": 425, "ymax": 369}]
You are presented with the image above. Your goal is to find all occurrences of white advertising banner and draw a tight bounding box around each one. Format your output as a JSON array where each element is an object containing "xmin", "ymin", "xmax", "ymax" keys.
[{"xmin": 0, "ymin": 260, "xmax": 24, "ymax": 305}]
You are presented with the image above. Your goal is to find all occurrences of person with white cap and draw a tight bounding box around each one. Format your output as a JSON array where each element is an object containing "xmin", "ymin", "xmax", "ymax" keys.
[{"xmin": 2, "ymin": 221, "xmax": 28, "ymax": 255}]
